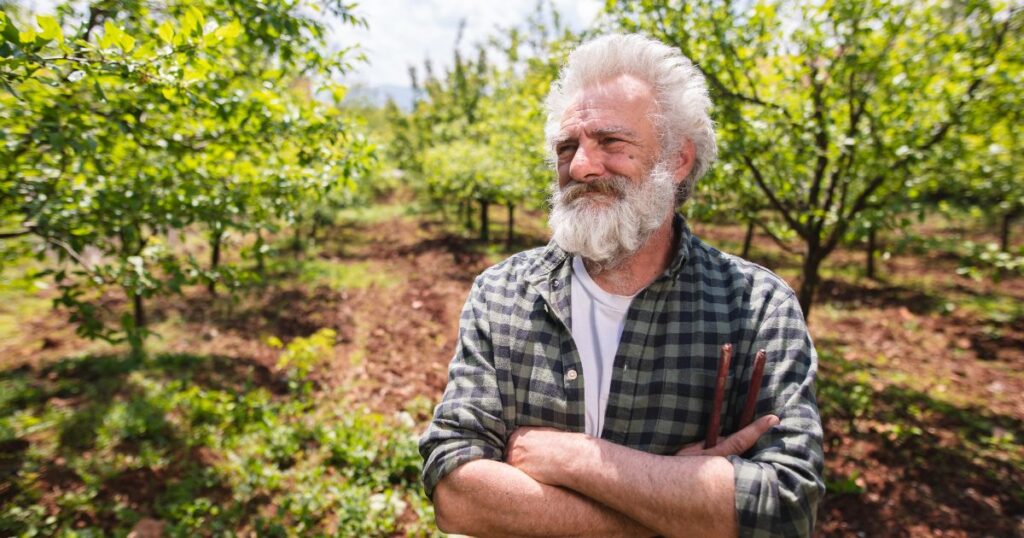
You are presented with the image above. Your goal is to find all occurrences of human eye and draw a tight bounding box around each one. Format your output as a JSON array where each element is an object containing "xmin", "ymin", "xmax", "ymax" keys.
[{"xmin": 556, "ymin": 142, "xmax": 577, "ymax": 158}]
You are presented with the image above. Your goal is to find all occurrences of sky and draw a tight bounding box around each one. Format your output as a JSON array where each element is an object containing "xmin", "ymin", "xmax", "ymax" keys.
[
  {"xmin": 16, "ymin": 0, "xmax": 604, "ymax": 88},
  {"xmin": 336, "ymin": 0, "xmax": 603, "ymax": 88}
]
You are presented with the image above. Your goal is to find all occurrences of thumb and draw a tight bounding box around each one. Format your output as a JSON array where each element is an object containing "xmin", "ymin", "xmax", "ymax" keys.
[{"xmin": 711, "ymin": 414, "xmax": 779, "ymax": 457}]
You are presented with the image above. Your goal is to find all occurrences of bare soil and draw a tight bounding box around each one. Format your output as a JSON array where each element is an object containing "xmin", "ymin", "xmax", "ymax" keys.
[{"xmin": 3, "ymin": 209, "xmax": 1022, "ymax": 537}]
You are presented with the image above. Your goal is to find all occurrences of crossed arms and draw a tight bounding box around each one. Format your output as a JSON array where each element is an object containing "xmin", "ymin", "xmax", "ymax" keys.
[
  {"xmin": 420, "ymin": 277, "xmax": 825, "ymax": 537},
  {"xmin": 434, "ymin": 416, "xmax": 780, "ymax": 537}
]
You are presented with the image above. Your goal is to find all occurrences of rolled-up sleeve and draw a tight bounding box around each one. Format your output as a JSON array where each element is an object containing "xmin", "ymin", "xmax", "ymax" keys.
[
  {"xmin": 418, "ymin": 278, "xmax": 508, "ymax": 499},
  {"xmin": 728, "ymin": 294, "xmax": 825, "ymax": 537}
]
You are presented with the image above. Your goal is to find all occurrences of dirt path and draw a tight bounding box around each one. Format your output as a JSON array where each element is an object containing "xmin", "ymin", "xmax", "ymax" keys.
[{"xmin": 3, "ymin": 208, "xmax": 1022, "ymax": 536}]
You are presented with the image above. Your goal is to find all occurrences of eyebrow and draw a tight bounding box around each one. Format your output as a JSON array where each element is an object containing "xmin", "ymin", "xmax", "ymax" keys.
[
  {"xmin": 591, "ymin": 126, "xmax": 640, "ymax": 139},
  {"xmin": 552, "ymin": 126, "xmax": 640, "ymax": 148}
]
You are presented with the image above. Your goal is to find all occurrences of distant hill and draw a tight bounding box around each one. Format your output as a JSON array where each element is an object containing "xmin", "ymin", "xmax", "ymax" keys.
[{"xmin": 344, "ymin": 84, "xmax": 416, "ymax": 111}]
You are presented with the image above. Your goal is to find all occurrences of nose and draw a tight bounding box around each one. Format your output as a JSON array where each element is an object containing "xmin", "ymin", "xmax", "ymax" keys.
[{"xmin": 568, "ymin": 142, "xmax": 605, "ymax": 182}]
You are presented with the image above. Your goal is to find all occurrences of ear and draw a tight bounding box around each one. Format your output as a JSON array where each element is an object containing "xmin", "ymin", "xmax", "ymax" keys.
[{"xmin": 671, "ymin": 139, "xmax": 696, "ymax": 185}]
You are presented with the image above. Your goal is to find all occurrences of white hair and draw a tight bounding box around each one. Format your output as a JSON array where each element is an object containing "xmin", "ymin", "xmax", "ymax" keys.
[
  {"xmin": 545, "ymin": 33, "xmax": 718, "ymax": 203},
  {"xmin": 548, "ymin": 159, "xmax": 677, "ymax": 270}
]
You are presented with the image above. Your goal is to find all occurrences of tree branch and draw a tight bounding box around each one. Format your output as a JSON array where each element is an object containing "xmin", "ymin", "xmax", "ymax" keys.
[
  {"xmin": 805, "ymin": 55, "xmax": 830, "ymax": 222},
  {"xmin": 830, "ymin": 6, "xmax": 1017, "ymax": 252},
  {"xmin": 46, "ymin": 237, "xmax": 100, "ymax": 277},
  {"xmin": 754, "ymin": 220, "xmax": 800, "ymax": 255},
  {"xmin": 653, "ymin": 8, "xmax": 802, "ymax": 132},
  {"xmin": 741, "ymin": 155, "xmax": 806, "ymax": 239},
  {"xmin": 0, "ymin": 229, "xmax": 32, "ymax": 239}
]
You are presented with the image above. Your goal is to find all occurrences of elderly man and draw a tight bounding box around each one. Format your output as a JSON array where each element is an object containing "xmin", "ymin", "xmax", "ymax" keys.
[{"xmin": 419, "ymin": 34, "xmax": 824, "ymax": 537}]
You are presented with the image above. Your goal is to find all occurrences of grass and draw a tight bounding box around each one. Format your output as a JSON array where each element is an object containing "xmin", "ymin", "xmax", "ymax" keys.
[
  {"xmin": 817, "ymin": 345, "xmax": 1022, "ymax": 459},
  {"xmin": 3, "ymin": 202, "xmax": 1021, "ymax": 535},
  {"xmin": 0, "ymin": 337, "xmax": 437, "ymax": 536},
  {"xmin": 298, "ymin": 259, "xmax": 400, "ymax": 291},
  {"xmin": 0, "ymin": 266, "xmax": 53, "ymax": 343},
  {"xmin": 335, "ymin": 202, "xmax": 415, "ymax": 225}
]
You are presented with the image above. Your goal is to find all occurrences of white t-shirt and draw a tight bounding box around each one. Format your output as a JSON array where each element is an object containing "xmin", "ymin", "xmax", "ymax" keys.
[{"xmin": 570, "ymin": 256, "xmax": 636, "ymax": 437}]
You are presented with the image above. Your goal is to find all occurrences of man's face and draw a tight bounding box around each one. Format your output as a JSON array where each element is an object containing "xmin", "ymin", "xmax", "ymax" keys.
[
  {"xmin": 548, "ymin": 75, "xmax": 678, "ymax": 269},
  {"xmin": 553, "ymin": 74, "xmax": 662, "ymax": 194}
]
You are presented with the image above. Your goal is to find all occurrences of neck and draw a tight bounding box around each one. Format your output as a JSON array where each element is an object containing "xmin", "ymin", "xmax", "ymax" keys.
[{"xmin": 584, "ymin": 213, "xmax": 677, "ymax": 296}]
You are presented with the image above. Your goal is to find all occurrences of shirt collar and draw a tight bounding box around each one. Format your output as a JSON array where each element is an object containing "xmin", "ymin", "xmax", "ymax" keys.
[{"xmin": 665, "ymin": 213, "xmax": 693, "ymax": 279}]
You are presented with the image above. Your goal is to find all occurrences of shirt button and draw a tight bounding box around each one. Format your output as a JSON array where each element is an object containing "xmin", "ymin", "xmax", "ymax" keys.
[{"xmin": 566, "ymin": 369, "xmax": 578, "ymax": 381}]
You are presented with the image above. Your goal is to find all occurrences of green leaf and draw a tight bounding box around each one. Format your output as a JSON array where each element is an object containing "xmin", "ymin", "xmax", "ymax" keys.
[
  {"xmin": 36, "ymin": 15, "xmax": 63, "ymax": 44},
  {"xmin": 213, "ymin": 20, "xmax": 242, "ymax": 42},
  {"xmin": 1, "ymin": 11, "xmax": 20, "ymax": 45},
  {"xmin": 18, "ymin": 28, "xmax": 36, "ymax": 44},
  {"xmin": 181, "ymin": 10, "xmax": 198, "ymax": 36},
  {"xmin": 119, "ymin": 32, "xmax": 135, "ymax": 52},
  {"xmin": 157, "ymin": 21, "xmax": 174, "ymax": 44},
  {"xmin": 330, "ymin": 84, "xmax": 348, "ymax": 103},
  {"xmin": 100, "ymin": 21, "xmax": 119, "ymax": 49},
  {"xmin": 188, "ymin": 6, "xmax": 206, "ymax": 35}
]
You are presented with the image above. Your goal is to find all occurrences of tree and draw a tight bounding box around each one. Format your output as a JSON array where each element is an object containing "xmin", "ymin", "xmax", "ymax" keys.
[
  {"xmin": 393, "ymin": 5, "xmax": 576, "ymax": 245},
  {"xmin": 936, "ymin": 49, "xmax": 1024, "ymax": 253},
  {"xmin": 608, "ymin": 0, "xmax": 1022, "ymax": 316},
  {"xmin": 1, "ymin": 1, "xmax": 373, "ymax": 353}
]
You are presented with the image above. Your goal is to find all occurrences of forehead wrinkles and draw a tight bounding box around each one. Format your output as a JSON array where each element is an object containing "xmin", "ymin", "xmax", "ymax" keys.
[{"xmin": 557, "ymin": 76, "xmax": 659, "ymax": 138}]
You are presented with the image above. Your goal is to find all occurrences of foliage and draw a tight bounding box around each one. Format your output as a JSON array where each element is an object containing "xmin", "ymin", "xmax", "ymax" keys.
[
  {"xmin": 269, "ymin": 328, "xmax": 337, "ymax": 394},
  {"xmin": 927, "ymin": 38, "xmax": 1024, "ymax": 252},
  {"xmin": 0, "ymin": 352, "xmax": 435, "ymax": 536},
  {"xmin": 956, "ymin": 241, "xmax": 1024, "ymax": 280},
  {"xmin": 0, "ymin": 1, "xmax": 375, "ymax": 351},
  {"xmin": 389, "ymin": 6, "xmax": 575, "ymax": 240},
  {"xmin": 607, "ymin": 0, "xmax": 1023, "ymax": 316}
]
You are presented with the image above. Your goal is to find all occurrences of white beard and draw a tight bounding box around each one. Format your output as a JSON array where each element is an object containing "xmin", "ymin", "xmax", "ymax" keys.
[{"xmin": 548, "ymin": 160, "xmax": 677, "ymax": 271}]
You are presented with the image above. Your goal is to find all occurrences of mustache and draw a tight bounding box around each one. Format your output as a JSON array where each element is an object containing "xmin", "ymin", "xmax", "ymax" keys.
[{"xmin": 558, "ymin": 176, "xmax": 631, "ymax": 204}]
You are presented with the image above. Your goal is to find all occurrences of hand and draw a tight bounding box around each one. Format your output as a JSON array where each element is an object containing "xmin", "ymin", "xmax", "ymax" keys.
[
  {"xmin": 504, "ymin": 426, "xmax": 580, "ymax": 486},
  {"xmin": 675, "ymin": 414, "xmax": 779, "ymax": 457}
]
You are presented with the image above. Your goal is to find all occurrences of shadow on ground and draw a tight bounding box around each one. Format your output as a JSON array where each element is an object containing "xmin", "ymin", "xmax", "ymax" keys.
[
  {"xmin": 817, "ymin": 278, "xmax": 948, "ymax": 315},
  {"xmin": 0, "ymin": 352, "xmax": 286, "ymax": 534},
  {"xmin": 817, "ymin": 360, "xmax": 1024, "ymax": 537}
]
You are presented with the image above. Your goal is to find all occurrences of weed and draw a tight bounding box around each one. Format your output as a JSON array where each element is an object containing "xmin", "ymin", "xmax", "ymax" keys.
[
  {"xmin": 269, "ymin": 328, "xmax": 337, "ymax": 394},
  {"xmin": 826, "ymin": 470, "xmax": 865, "ymax": 495},
  {"xmin": 298, "ymin": 260, "xmax": 399, "ymax": 291},
  {"xmin": 0, "ymin": 350, "xmax": 437, "ymax": 536}
]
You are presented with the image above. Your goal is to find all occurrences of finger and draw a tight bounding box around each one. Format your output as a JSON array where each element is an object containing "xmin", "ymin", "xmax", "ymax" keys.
[{"xmin": 709, "ymin": 414, "xmax": 779, "ymax": 457}]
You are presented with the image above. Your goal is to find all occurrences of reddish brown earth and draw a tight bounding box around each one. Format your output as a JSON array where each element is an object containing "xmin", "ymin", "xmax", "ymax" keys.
[{"xmin": 3, "ymin": 210, "xmax": 1022, "ymax": 537}]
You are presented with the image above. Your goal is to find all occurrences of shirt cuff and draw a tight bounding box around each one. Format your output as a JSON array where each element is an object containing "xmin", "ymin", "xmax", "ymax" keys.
[
  {"xmin": 727, "ymin": 455, "xmax": 778, "ymax": 538},
  {"xmin": 421, "ymin": 438, "xmax": 504, "ymax": 499}
]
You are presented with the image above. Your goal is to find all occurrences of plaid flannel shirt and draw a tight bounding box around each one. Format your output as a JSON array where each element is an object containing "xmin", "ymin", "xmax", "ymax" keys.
[{"xmin": 419, "ymin": 215, "xmax": 824, "ymax": 537}]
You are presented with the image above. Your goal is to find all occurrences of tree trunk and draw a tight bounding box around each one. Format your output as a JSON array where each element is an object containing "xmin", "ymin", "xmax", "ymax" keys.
[
  {"xmin": 797, "ymin": 248, "xmax": 824, "ymax": 320},
  {"xmin": 255, "ymin": 230, "xmax": 266, "ymax": 277},
  {"xmin": 479, "ymin": 200, "xmax": 490, "ymax": 242},
  {"xmin": 742, "ymin": 220, "xmax": 755, "ymax": 258},
  {"xmin": 439, "ymin": 200, "xmax": 449, "ymax": 223},
  {"xmin": 208, "ymin": 230, "xmax": 222, "ymax": 295},
  {"xmin": 865, "ymin": 227, "xmax": 877, "ymax": 280},
  {"xmin": 462, "ymin": 200, "xmax": 474, "ymax": 232},
  {"xmin": 506, "ymin": 203, "xmax": 515, "ymax": 250},
  {"xmin": 128, "ymin": 291, "xmax": 146, "ymax": 358},
  {"xmin": 133, "ymin": 292, "xmax": 146, "ymax": 329},
  {"xmin": 1001, "ymin": 211, "xmax": 1013, "ymax": 252},
  {"xmin": 292, "ymin": 222, "xmax": 303, "ymax": 253}
]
